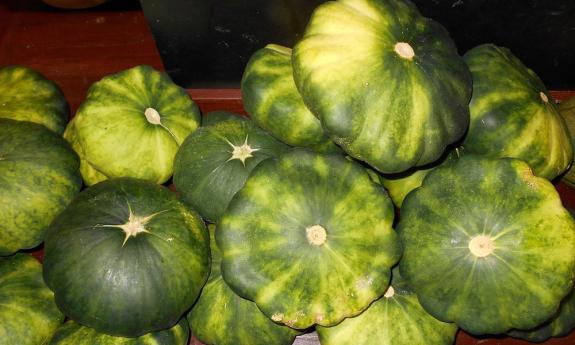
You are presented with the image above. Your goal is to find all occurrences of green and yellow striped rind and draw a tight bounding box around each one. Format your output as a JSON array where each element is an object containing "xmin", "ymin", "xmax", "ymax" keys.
[
  {"xmin": 508, "ymin": 288, "xmax": 575, "ymax": 342},
  {"xmin": 0, "ymin": 254, "xmax": 64, "ymax": 345},
  {"xmin": 0, "ymin": 65, "xmax": 69, "ymax": 134},
  {"xmin": 316, "ymin": 268, "xmax": 457, "ymax": 345},
  {"xmin": 398, "ymin": 155, "xmax": 575, "ymax": 335},
  {"xmin": 187, "ymin": 225, "xmax": 299, "ymax": 345},
  {"xmin": 173, "ymin": 118, "xmax": 290, "ymax": 222},
  {"xmin": 43, "ymin": 178, "xmax": 210, "ymax": 337},
  {"xmin": 558, "ymin": 97, "xmax": 575, "ymax": 187},
  {"xmin": 292, "ymin": 0, "xmax": 471, "ymax": 173},
  {"xmin": 48, "ymin": 319, "xmax": 189, "ymax": 345},
  {"xmin": 63, "ymin": 116, "xmax": 107, "ymax": 186},
  {"xmin": 202, "ymin": 111, "xmax": 246, "ymax": 127},
  {"xmin": 463, "ymin": 44, "xmax": 572, "ymax": 180},
  {"xmin": 0, "ymin": 119, "xmax": 82, "ymax": 256},
  {"xmin": 218, "ymin": 149, "xmax": 401, "ymax": 329},
  {"xmin": 72, "ymin": 65, "xmax": 200, "ymax": 185},
  {"xmin": 380, "ymin": 148, "xmax": 462, "ymax": 208},
  {"xmin": 242, "ymin": 44, "xmax": 340, "ymax": 153}
]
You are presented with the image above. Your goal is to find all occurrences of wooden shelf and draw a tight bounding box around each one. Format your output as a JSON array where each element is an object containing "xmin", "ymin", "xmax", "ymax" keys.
[{"xmin": 1, "ymin": 2, "xmax": 574, "ymax": 345}]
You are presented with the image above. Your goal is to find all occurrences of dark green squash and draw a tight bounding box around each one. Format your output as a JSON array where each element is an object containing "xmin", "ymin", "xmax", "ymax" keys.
[
  {"xmin": 0, "ymin": 254, "xmax": 64, "ymax": 345},
  {"xmin": 173, "ymin": 118, "xmax": 289, "ymax": 222},
  {"xmin": 218, "ymin": 149, "xmax": 401, "ymax": 329},
  {"xmin": 43, "ymin": 178, "xmax": 210, "ymax": 337},
  {"xmin": 398, "ymin": 155, "xmax": 575, "ymax": 335}
]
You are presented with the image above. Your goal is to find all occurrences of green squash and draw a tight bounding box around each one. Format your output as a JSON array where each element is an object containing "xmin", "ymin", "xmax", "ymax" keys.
[
  {"xmin": 558, "ymin": 97, "xmax": 575, "ymax": 187},
  {"xmin": 0, "ymin": 119, "xmax": 81, "ymax": 256},
  {"xmin": 202, "ymin": 111, "xmax": 246, "ymax": 127},
  {"xmin": 0, "ymin": 254, "xmax": 64, "ymax": 345},
  {"xmin": 173, "ymin": 118, "xmax": 290, "ymax": 222},
  {"xmin": 63, "ymin": 117, "xmax": 107, "ymax": 186},
  {"xmin": 187, "ymin": 225, "xmax": 299, "ymax": 345},
  {"xmin": 292, "ymin": 0, "xmax": 471, "ymax": 173},
  {"xmin": 48, "ymin": 319, "xmax": 189, "ymax": 345},
  {"xmin": 43, "ymin": 178, "xmax": 210, "ymax": 337},
  {"xmin": 380, "ymin": 148, "xmax": 462, "ymax": 208},
  {"xmin": 242, "ymin": 44, "xmax": 339, "ymax": 153},
  {"xmin": 218, "ymin": 149, "xmax": 401, "ymax": 329},
  {"xmin": 398, "ymin": 155, "xmax": 575, "ymax": 335},
  {"xmin": 316, "ymin": 268, "xmax": 458, "ymax": 345},
  {"xmin": 0, "ymin": 65, "xmax": 69, "ymax": 134},
  {"xmin": 508, "ymin": 288, "xmax": 575, "ymax": 343},
  {"xmin": 68, "ymin": 65, "xmax": 200, "ymax": 185},
  {"xmin": 463, "ymin": 44, "xmax": 572, "ymax": 180}
]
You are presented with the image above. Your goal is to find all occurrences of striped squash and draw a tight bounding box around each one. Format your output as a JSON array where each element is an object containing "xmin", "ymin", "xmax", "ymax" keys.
[
  {"xmin": 66, "ymin": 65, "xmax": 200, "ymax": 185},
  {"xmin": 242, "ymin": 44, "xmax": 339, "ymax": 153},
  {"xmin": 463, "ymin": 44, "xmax": 572, "ymax": 180},
  {"xmin": 292, "ymin": 0, "xmax": 471, "ymax": 173},
  {"xmin": 218, "ymin": 150, "xmax": 400, "ymax": 329}
]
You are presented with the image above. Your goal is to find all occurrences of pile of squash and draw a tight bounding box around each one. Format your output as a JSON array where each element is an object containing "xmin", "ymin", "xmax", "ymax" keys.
[{"xmin": 1, "ymin": 0, "xmax": 575, "ymax": 344}]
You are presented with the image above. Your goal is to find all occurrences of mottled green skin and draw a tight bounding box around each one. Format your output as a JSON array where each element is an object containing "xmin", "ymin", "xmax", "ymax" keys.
[
  {"xmin": 463, "ymin": 44, "xmax": 572, "ymax": 180},
  {"xmin": 293, "ymin": 0, "xmax": 471, "ymax": 173},
  {"xmin": 317, "ymin": 268, "xmax": 457, "ymax": 345},
  {"xmin": 43, "ymin": 178, "xmax": 210, "ymax": 337},
  {"xmin": 202, "ymin": 111, "xmax": 246, "ymax": 127},
  {"xmin": 72, "ymin": 65, "xmax": 200, "ymax": 185},
  {"xmin": 0, "ymin": 254, "xmax": 64, "ymax": 345},
  {"xmin": 398, "ymin": 155, "xmax": 575, "ymax": 335},
  {"xmin": 558, "ymin": 97, "xmax": 575, "ymax": 187},
  {"xmin": 218, "ymin": 149, "xmax": 401, "ymax": 329},
  {"xmin": 173, "ymin": 119, "xmax": 289, "ymax": 222},
  {"xmin": 48, "ymin": 319, "xmax": 189, "ymax": 345},
  {"xmin": 380, "ymin": 148, "xmax": 462, "ymax": 208},
  {"xmin": 64, "ymin": 116, "xmax": 107, "ymax": 186},
  {"xmin": 0, "ymin": 65, "xmax": 69, "ymax": 134},
  {"xmin": 508, "ymin": 288, "xmax": 575, "ymax": 343},
  {"xmin": 188, "ymin": 225, "xmax": 299, "ymax": 345},
  {"xmin": 242, "ymin": 44, "xmax": 339, "ymax": 153},
  {"xmin": 0, "ymin": 119, "xmax": 82, "ymax": 255}
]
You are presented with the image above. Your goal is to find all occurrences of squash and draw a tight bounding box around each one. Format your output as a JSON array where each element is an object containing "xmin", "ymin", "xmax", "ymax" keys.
[
  {"xmin": 66, "ymin": 65, "xmax": 200, "ymax": 185},
  {"xmin": 217, "ymin": 149, "xmax": 401, "ymax": 329},
  {"xmin": 0, "ymin": 65, "xmax": 68, "ymax": 134},
  {"xmin": 462, "ymin": 44, "xmax": 572, "ymax": 180},
  {"xmin": 398, "ymin": 155, "xmax": 575, "ymax": 334},
  {"xmin": 292, "ymin": 0, "xmax": 471, "ymax": 173},
  {"xmin": 0, "ymin": 254, "xmax": 64, "ymax": 345},
  {"xmin": 242, "ymin": 44, "xmax": 339, "ymax": 153},
  {"xmin": 43, "ymin": 178, "xmax": 210, "ymax": 337},
  {"xmin": 173, "ymin": 118, "xmax": 289, "ymax": 222},
  {"xmin": 0, "ymin": 119, "xmax": 81, "ymax": 256}
]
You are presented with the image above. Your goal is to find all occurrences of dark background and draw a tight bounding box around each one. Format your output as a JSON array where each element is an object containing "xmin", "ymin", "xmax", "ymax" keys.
[{"xmin": 139, "ymin": 0, "xmax": 575, "ymax": 89}]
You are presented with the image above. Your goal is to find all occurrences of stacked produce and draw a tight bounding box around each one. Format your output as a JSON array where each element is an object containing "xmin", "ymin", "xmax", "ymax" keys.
[{"xmin": 1, "ymin": 0, "xmax": 575, "ymax": 344}]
